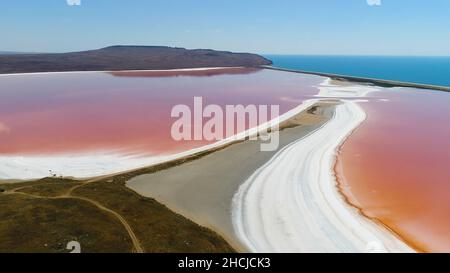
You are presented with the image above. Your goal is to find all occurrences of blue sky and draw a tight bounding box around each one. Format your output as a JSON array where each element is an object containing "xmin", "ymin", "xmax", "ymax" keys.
[{"xmin": 1, "ymin": 0, "xmax": 450, "ymax": 55}]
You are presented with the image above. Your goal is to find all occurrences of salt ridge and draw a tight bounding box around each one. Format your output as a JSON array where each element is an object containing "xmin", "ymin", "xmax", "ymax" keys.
[{"xmin": 231, "ymin": 79, "xmax": 415, "ymax": 253}]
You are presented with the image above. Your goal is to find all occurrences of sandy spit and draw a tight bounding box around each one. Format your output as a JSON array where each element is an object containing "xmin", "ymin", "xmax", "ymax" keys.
[
  {"xmin": 126, "ymin": 102, "xmax": 336, "ymax": 251},
  {"xmin": 232, "ymin": 101, "xmax": 414, "ymax": 253}
]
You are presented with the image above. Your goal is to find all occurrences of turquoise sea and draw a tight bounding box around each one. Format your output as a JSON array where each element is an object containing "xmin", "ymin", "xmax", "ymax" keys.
[{"xmin": 265, "ymin": 55, "xmax": 450, "ymax": 88}]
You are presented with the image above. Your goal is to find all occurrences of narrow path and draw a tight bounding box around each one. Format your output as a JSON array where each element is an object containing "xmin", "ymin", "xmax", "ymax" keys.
[
  {"xmin": 69, "ymin": 195, "xmax": 144, "ymax": 253},
  {"xmin": 6, "ymin": 182, "xmax": 144, "ymax": 253}
]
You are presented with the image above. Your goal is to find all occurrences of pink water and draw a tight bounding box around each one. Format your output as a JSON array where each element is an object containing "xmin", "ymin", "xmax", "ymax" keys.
[
  {"xmin": 2, "ymin": 68, "xmax": 450, "ymax": 251},
  {"xmin": 0, "ymin": 68, "xmax": 322, "ymax": 156},
  {"xmin": 337, "ymin": 87, "xmax": 450, "ymax": 252}
]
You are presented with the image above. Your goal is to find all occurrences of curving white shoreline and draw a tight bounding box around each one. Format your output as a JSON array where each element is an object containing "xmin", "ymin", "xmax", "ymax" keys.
[
  {"xmin": 232, "ymin": 101, "xmax": 414, "ymax": 253},
  {"xmin": 0, "ymin": 67, "xmax": 246, "ymax": 77},
  {"xmin": 231, "ymin": 78, "xmax": 416, "ymax": 253},
  {"xmin": 0, "ymin": 96, "xmax": 319, "ymax": 180},
  {"xmin": 316, "ymin": 78, "xmax": 380, "ymax": 98}
]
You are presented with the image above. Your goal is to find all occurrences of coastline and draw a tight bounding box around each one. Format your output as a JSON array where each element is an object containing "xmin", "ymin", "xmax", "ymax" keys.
[
  {"xmin": 232, "ymin": 101, "xmax": 413, "ymax": 252},
  {"xmin": 263, "ymin": 66, "xmax": 450, "ymax": 93}
]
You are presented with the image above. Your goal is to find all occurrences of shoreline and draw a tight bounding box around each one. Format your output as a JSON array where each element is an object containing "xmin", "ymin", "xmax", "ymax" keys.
[
  {"xmin": 0, "ymin": 94, "xmax": 320, "ymax": 181},
  {"xmin": 4, "ymin": 65, "xmax": 450, "ymax": 93},
  {"xmin": 126, "ymin": 101, "xmax": 337, "ymax": 252},
  {"xmin": 263, "ymin": 65, "xmax": 450, "ymax": 93},
  {"xmin": 232, "ymin": 101, "xmax": 413, "ymax": 252},
  {"xmin": 334, "ymin": 161, "xmax": 423, "ymax": 252},
  {"xmin": 0, "ymin": 67, "xmax": 248, "ymax": 77}
]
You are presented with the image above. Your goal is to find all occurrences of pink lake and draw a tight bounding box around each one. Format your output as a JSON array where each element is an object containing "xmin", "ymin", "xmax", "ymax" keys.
[
  {"xmin": 0, "ymin": 68, "xmax": 322, "ymax": 156},
  {"xmin": 337, "ymin": 86, "xmax": 450, "ymax": 252}
]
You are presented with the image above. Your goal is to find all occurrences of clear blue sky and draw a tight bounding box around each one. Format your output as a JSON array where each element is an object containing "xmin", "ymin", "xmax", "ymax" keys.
[{"xmin": 1, "ymin": 0, "xmax": 450, "ymax": 55}]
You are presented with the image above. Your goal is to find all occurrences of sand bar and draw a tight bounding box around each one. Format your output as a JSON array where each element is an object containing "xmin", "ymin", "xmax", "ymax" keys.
[
  {"xmin": 126, "ymin": 102, "xmax": 336, "ymax": 251},
  {"xmin": 232, "ymin": 101, "xmax": 413, "ymax": 252},
  {"xmin": 127, "ymin": 78, "xmax": 415, "ymax": 253}
]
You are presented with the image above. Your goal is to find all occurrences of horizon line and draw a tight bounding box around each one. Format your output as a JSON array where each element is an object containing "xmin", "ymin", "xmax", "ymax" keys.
[{"xmin": 2, "ymin": 45, "xmax": 450, "ymax": 58}]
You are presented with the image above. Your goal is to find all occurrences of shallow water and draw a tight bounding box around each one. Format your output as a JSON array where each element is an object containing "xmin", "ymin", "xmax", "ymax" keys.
[
  {"xmin": 337, "ymin": 87, "xmax": 450, "ymax": 252},
  {"xmin": 0, "ymin": 68, "xmax": 322, "ymax": 156}
]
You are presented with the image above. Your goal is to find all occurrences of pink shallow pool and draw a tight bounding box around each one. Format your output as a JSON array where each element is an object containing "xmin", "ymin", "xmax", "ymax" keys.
[
  {"xmin": 337, "ymin": 87, "xmax": 450, "ymax": 252},
  {"xmin": 0, "ymin": 68, "xmax": 322, "ymax": 156}
]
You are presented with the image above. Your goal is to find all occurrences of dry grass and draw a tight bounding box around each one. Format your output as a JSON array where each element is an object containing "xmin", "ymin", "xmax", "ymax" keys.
[{"xmin": 0, "ymin": 173, "xmax": 234, "ymax": 253}]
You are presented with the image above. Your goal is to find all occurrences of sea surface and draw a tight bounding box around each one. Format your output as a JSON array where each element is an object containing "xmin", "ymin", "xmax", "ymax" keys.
[{"xmin": 265, "ymin": 55, "xmax": 450, "ymax": 87}]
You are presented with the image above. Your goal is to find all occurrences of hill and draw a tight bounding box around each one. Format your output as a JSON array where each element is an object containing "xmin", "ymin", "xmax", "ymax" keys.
[{"xmin": 0, "ymin": 46, "xmax": 272, "ymax": 74}]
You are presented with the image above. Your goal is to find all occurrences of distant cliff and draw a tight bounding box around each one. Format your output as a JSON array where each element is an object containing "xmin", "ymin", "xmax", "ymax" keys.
[{"xmin": 0, "ymin": 46, "xmax": 272, "ymax": 74}]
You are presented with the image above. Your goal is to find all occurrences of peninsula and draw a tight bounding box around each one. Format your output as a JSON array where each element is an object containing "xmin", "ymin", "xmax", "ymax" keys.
[{"xmin": 0, "ymin": 46, "xmax": 272, "ymax": 74}]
